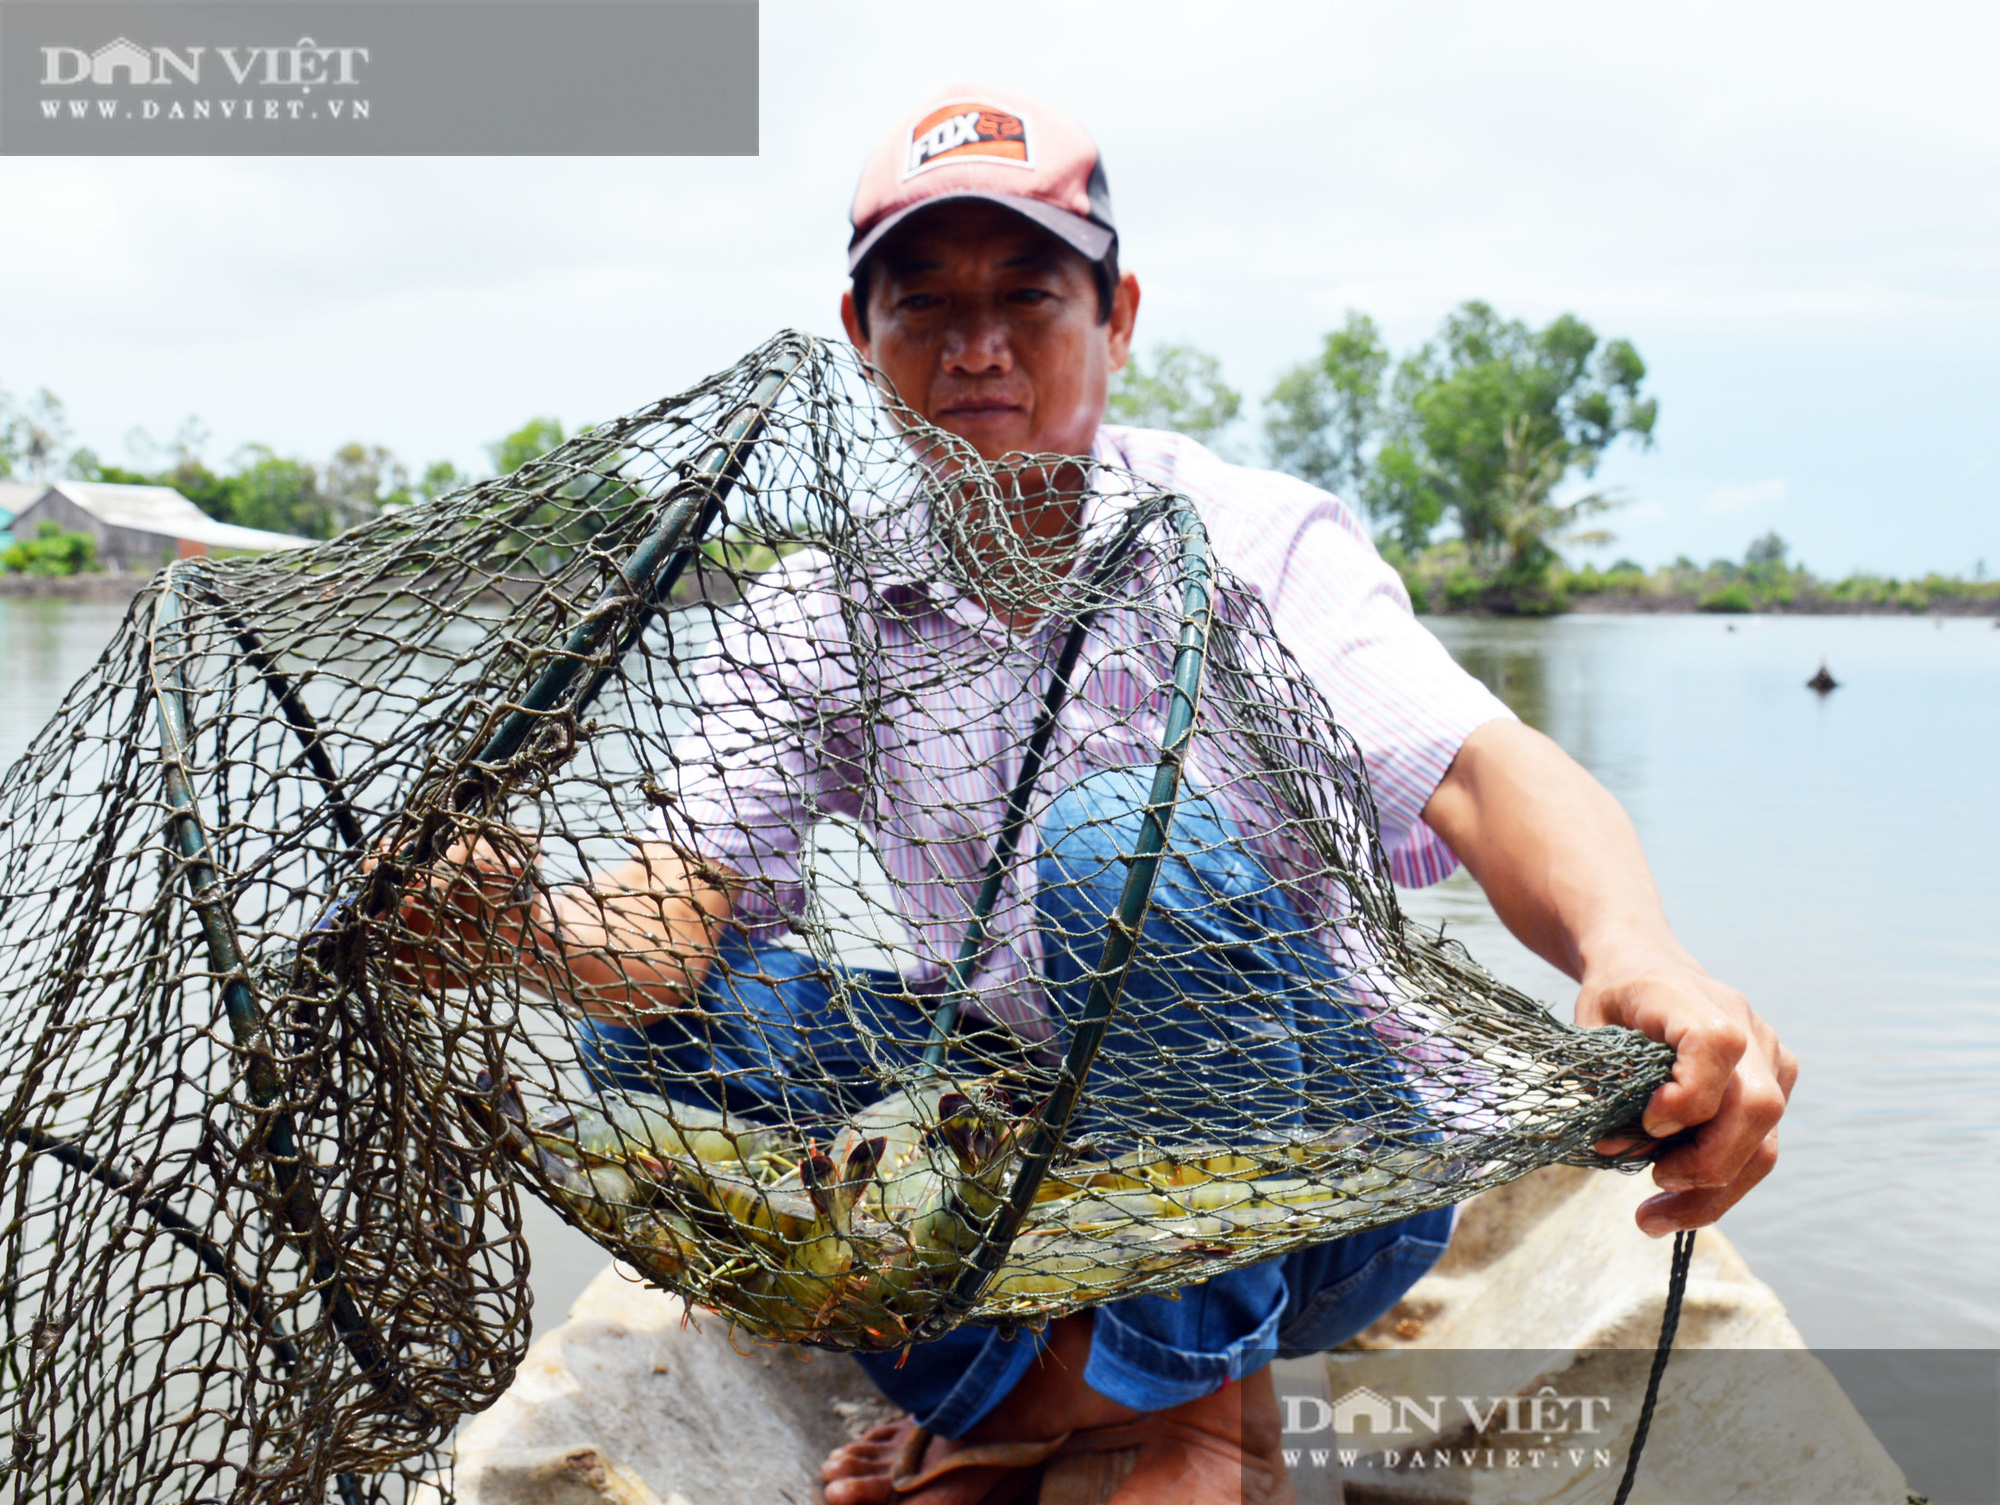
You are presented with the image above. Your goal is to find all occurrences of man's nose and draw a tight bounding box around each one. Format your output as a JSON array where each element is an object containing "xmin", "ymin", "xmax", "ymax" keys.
[{"xmin": 939, "ymin": 307, "xmax": 1013, "ymax": 375}]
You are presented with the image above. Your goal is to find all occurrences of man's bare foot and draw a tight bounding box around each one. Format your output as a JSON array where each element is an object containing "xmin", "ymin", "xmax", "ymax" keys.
[
  {"xmin": 1102, "ymin": 1365, "xmax": 1302, "ymax": 1505},
  {"xmin": 820, "ymin": 1315, "xmax": 1138, "ymax": 1504},
  {"xmin": 819, "ymin": 1416, "xmax": 1009, "ymax": 1505}
]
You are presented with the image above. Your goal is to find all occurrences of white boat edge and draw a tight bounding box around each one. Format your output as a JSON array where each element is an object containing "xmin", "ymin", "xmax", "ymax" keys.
[{"xmin": 431, "ymin": 1163, "xmax": 1916, "ymax": 1504}]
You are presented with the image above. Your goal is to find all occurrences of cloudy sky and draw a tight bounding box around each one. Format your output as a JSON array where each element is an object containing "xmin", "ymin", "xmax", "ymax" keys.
[{"xmin": 4, "ymin": 0, "xmax": 1996, "ymax": 576}]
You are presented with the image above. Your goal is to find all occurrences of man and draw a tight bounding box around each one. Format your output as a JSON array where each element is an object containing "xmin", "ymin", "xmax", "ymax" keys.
[
  {"xmin": 810, "ymin": 86, "xmax": 1793, "ymax": 1504},
  {"xmin": 423, "ymin": 85, "xmax": 1795, "ymax": 1505}
]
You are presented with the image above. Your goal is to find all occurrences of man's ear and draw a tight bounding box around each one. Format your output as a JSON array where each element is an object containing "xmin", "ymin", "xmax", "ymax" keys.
[
  {"xmin": 840, "ymin": 289, "xmax": 871, "ymax": 360},
  {"xmin": 1107, "ymin": 272, "xmax": 1141, "ymax": 373}
]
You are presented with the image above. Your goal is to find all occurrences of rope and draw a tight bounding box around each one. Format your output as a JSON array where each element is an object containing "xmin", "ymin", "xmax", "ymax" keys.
[{"xmin": 1611, "ymin": 1227, "xmax": 1698, "ymax": 1505}]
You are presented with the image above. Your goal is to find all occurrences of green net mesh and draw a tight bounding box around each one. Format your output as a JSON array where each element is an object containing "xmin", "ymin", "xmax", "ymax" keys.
[{"xmin": 0, "ymin": 331, "xmax": 1674, "ymax": 1502}]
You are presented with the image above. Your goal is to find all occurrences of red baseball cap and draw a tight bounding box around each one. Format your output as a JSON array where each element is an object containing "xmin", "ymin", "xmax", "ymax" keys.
[{"xmin": 847, "ymin": 84, "xmax": 1117, "ymax": 275}]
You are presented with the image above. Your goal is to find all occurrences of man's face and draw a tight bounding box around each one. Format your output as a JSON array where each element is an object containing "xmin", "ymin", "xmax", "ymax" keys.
[{"xmin": 841, "ymin": 199, "xmax": 1139, "ymax": 463}]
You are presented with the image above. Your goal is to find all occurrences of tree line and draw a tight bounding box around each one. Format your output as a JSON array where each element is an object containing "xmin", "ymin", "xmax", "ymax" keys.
[
  {"xmin": 10, "ymin": 317, "xmax": 1992, "ymax": 610},
  {"xmin": 0, "ymin": 385, "xmax": 566, "ymax": 546},
  {"xmin": 1108, "ymin": 308, "xmax": 1995, "ymax": 614},
  {"xmin": 1109, "ymin": 299, "xmax": 1656, "ymax": 612},
  {"xmin": 1555, "ymin": 534, "xmax": 1996, "ymax": 616}
]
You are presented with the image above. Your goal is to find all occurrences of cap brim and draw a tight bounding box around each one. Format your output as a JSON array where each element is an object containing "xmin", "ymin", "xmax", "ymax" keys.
[{"xmin": 847, "ymin": 191, "xmax": 1115, "ymax": 274}]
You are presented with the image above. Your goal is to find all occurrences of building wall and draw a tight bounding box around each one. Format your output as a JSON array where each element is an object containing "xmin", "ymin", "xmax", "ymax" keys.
[
  {"xmin": 103, "ymin": 525, "xmax": 181, "ymax": 571},
  {"xmin": 8, "ymin": 494, "xmax": 181, "ymax": 571}
]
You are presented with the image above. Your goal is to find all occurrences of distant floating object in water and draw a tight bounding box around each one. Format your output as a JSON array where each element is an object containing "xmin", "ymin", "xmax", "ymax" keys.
[
  {"xmin": 1726, "ymin": 624, "xmax": 1738, "ymax": 633},
  {"xmin": 1807, "ymin": 663, "xmax": 1838, "ymax": 694}
]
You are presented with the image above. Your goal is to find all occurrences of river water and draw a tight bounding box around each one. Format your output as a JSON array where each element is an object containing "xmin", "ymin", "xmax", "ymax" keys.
[
  {"xmin": 1406, "ymin": 613, "xmax": 1999, "ymax": 1351},
  {"xmin": 2, "ymin": 596, "xmax": 1992, "ymax": 1351}
]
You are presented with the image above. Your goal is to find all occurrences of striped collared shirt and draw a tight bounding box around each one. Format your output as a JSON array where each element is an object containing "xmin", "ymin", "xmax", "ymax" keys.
[{"xmin": 661, "ymin": 426, "xmax": 1512, "ymax": 1035}]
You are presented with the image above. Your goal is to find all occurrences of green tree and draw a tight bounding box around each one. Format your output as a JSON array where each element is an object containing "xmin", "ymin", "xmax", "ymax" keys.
[
  {"xmin": 1738, "ymin": 530, "xmax": 1803, "ymax": 605},
  {"xmin": 0, "ymin": 387, "xmax": 77, "ymax": 482},
  {"xmin": 1107, "ymin": 344, "xmax": 1242, "ymax": 448},
  {"xmin": 1744, "ymin": 531, "xmax": 1787, "ymax": 568},
  {"xmin": 162, "ymin": 459, "xmax": 247, "ymax": 525},
  {"xmin": 412, "ymin": 459, "xmax": 469, "ymax": 505},
  {"xmin": 83, "ymin": 419, "xmax": 233, "ymax": 517},
  {"xmin": 1264, "ymin": 311, "xmax": 1389, "ymax": 506},
  {"xmin": 1372, "ymin": 301, "xmax": 1656, "ymax": 569},
  {"xmin": 230, "ymin": 446, "xmax": 335, "ymax": 538},
  {"xmin": 1483, "ymin": 419, "xmax": 1619, "ymax": 611},
  {"xmin": 489, "ymin": 418, "xmax": 566, "ymax": 477},
  {"xmin": 323, "ymin": 442, "xmax": 408, "ymax": 531},
  {"xmin": 2, "ymin": 521, "xmax": 97, "ymax": 577}
]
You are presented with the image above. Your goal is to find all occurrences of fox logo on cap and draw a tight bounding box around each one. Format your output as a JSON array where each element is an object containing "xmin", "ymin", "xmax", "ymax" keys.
[{"xmin": 905, "ymin": 102, "xmax": 1032, "ymax": 178}]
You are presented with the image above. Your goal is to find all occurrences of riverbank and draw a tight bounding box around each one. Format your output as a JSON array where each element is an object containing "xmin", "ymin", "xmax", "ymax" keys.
[
  {"xmin": 1395, "ymin": 538, "xmax": 2000, "ymax": 618},
  {"xmin": 1407, "ymin": 576, "xmax": 2000, "ymax": 618},
  {"xmin": 7, "ymin": 566, "xmax": 1999, "ymax": 619},
  {"xmin": 0, "ymin": 571, "xmax": 148, "ymax": 600},
  {"xmin": 1567, "ymin": 592, "xmax": 2000, "ymax": 616}
]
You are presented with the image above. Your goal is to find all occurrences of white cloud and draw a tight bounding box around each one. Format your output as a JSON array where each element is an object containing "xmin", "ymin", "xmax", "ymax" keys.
[{"xmin": 1708, "ymin": 478, "xmax": 1790, "ymax": 513}]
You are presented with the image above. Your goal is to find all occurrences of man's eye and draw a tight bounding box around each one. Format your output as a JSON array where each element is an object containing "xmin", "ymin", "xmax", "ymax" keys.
[
  {"xmin": 1008, "ymin": 288, "xmax": 1055, "ymax": 305},
  {"xmin": 898, "ymin": 293, "xmax": 943, "ymax": 312}
]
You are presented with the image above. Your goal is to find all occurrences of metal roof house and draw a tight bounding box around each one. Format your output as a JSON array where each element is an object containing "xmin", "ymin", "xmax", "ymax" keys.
[
  {"xmin": 0, "ymin": 480, "xmax": 45, "ymax": 533},
  {"xmin": 8, "ymin": 481, "xmax": 311, "ymax": 572}
]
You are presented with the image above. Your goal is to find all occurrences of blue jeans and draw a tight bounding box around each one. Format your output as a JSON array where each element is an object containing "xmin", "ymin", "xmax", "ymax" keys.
[{"xmin": 581, "ymin": 770, "xmax": 1454, "ymax": 1434}]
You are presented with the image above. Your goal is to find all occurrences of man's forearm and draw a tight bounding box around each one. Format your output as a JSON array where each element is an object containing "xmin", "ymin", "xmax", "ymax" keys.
[
  {"xmin": 1419, "ymin": 718, "xmax": 1691, "ymax": 986},
  {"xmin": 534, "ymin": 888, "xmax": 723, "ymax": 1023},
  {"xmin": 529, "ymin": 843, "xmax": 733, "ymax": 1024},
  {"xmin": 1420, "ymin": 715, "xmax": 1796, "ymax": 1235},
  {"xmin": 401, "ymin": 837, "xmax": 731, "ymax": 1025}
]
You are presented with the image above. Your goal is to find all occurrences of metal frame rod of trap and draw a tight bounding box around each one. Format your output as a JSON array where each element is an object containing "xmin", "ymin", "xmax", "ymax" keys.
[
  {"xmin": 919, "ymin": 492, "xmax": 1186, "ymax": 1072},
  {"xmin": 152, "ymin": 569, "xmax": 418, "ymax": 1418},
  {"xmin": 152, "ymin": 567, "xmax": 400, "ymax": 1505},
  {"xmin": 918, "ymin": 497, "xmax": 1216, "ymax": 1338},
  {"xmin": 392, "ymin": 336, "xmax": 813, "ymax": 874}
]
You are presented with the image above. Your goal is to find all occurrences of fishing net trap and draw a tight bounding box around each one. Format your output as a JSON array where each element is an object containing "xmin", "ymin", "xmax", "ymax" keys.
[{"xmin": 0, "ymin": 331, "xmax": 1677, "ymax": 1502}]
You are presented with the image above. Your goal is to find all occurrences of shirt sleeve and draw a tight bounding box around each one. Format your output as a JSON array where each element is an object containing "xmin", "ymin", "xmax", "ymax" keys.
[
  {"xmin": 1262, "ymin": 510, "xmax": 1515, "ymax": 888},
  {"xmin": 654, "ymin": 560, "xmax": 861, "ymax": 931}
]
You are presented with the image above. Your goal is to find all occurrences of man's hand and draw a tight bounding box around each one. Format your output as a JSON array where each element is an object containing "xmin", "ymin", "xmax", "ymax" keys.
[
  {"xmin": 1423, "ymin": 718, "xmax": 1798, "ymax": 1236},
  {"xmin": 1575, "ymin": 956, "xmax": 1797, "ymax": 1238},
  {"xmin": 542, "ymin": 843, "xmax": 735, "ymax": 1023},
  {"xmin": 375, "ymin": 830, "xmax": 734, "ymax": 1025},
  {"xmin": 376, "ymin": 829, "xmax": 542, "ymax": 991}
]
